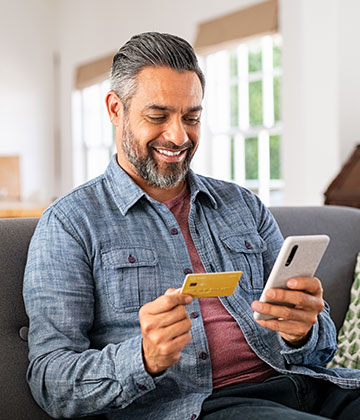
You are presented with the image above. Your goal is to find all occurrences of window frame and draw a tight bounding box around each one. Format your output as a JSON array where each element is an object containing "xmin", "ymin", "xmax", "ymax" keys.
[{"xmin": 196, "ymin": 33, "xmax": 283, "ymax": 206}]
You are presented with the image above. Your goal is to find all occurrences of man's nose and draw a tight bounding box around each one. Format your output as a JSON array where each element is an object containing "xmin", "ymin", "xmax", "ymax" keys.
[{"xmin": 162, "ymin": 117, "xmax": 189, "ymax": 146}]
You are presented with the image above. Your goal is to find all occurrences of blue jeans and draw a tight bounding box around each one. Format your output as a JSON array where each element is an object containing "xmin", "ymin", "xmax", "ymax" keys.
[{"xmin": 199, "ymin": 375, "xmax": 360, "ymax": 419}]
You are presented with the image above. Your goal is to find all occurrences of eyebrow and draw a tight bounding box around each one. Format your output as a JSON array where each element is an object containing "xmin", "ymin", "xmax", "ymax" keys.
[{"xmin": 144, "ymin": 104, "xmax": 203, "ymax": 113}]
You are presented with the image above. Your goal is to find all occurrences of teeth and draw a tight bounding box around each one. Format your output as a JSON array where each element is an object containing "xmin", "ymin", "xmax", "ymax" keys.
[{"xmin": 157, "ymin": 149, "xmax": 182, "ymax": 157}]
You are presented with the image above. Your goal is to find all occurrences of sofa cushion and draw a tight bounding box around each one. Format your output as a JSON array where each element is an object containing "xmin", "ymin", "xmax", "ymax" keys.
[{"xmin": 328, "ymin": 252, "xmax": 360, "ymax": 369}]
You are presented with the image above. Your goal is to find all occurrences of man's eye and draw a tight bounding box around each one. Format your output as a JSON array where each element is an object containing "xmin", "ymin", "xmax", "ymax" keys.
[
  {"xmin": 148, "ymin": 115, "xmax": 166, "ymax": 122},
  {"xmin": 184, "ymin": 117, "xmax": 200, "ymax": 125}
]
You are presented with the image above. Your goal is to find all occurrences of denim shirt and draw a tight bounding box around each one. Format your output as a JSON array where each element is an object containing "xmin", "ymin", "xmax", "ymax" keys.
[{"xmin": 23, "ymin": 156, "xmax": 360, "ymax": 420}]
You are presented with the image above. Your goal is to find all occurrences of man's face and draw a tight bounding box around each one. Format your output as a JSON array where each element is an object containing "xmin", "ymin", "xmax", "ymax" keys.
[{"xmin": 115, "ymin": 67, "xmax": 203, "ymax": 189}]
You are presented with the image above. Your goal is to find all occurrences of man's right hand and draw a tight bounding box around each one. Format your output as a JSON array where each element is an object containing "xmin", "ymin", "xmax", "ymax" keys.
[{"xmin": 139, "ymin": 288, "xmax": 193, "ymax": 375}]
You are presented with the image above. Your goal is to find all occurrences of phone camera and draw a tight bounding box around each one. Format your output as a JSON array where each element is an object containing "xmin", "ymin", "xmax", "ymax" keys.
[{"xmin": 285, "ymin": 245, "xmax": 298, "ymax": 267}]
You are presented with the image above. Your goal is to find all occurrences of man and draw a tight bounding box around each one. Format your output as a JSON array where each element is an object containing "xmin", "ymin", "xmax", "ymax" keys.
[{"xmin": 23, "ymin": 32, "xmax": 360, "ymax": 420}]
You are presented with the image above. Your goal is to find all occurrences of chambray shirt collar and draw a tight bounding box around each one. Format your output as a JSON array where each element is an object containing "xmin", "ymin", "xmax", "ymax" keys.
[
  {"xmin": 186, "ymin": 168, "xmax": 218, "ymax": 209},
  {"xmin": 104, "ymin": 155, "xmax": 217, "ymax": 215}
]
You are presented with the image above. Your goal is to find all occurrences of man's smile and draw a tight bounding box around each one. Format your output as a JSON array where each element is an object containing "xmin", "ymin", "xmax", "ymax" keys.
[{"xmin": 153, "ymin": 146, "xmax": 189, "ymax": 163}]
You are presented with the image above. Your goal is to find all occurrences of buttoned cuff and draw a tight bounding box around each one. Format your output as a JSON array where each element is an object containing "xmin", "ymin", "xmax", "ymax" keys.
[
  {"xmin": 113, "ymin": 335, "xmax": 156, "ymax": 407},
  {"xmin": 278, "ymin": 321, "xmax": 320, "ymax": 365}
]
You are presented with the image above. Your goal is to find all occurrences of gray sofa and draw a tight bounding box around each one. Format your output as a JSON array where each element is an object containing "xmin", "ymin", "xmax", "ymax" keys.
[{"xmin": 1, "ymin": 205, "xmax": 360, "ymax": 419}]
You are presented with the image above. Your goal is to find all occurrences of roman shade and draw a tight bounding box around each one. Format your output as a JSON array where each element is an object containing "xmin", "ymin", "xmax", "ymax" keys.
[{"xmin": 194, "ymin": 0, "xmax": 278, "ymax": 54}]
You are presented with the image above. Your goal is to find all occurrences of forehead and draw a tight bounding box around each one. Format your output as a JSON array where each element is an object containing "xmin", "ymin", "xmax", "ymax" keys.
[{"xmin": 131, "ymin": 66, "xmax": 203, "ymax": 110}]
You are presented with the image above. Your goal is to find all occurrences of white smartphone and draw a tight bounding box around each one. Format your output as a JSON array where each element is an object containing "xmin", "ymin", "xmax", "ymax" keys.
[{"xmin": 254, "ymin": 234, "xmax": 330, "ymax": 321}]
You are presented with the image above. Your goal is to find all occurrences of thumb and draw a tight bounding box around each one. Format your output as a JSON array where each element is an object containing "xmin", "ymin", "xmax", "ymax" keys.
[
  {"xmin": 165, "ymin": 288, "xmax": 193, "ymax": 305},
  {"xmin": 165, "ymin": 288, "xmax": 182, "ymax": 296}
]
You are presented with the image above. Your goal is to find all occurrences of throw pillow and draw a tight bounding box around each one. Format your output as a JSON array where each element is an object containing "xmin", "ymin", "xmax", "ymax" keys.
[{"xmin": 328, "ymin": 252, "xmax": 360, "ymax": 369}]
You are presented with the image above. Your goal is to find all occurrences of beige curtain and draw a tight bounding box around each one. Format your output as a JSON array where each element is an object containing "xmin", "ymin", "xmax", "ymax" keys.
[
  {"xmin": 75, "ymin": 54, "xmax": 114, "ymax": 90},
  {"xmin": 194, "ymin": 0, "xmax": 278, "ymax": 54}
]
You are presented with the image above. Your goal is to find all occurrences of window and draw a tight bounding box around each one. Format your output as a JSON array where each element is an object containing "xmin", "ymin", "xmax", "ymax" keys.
[
  {"xmin": 72, "ymin": 79, "xmax": 115, "ymax": 186},
  {"xmin": 198, "ymin": 34, "xmax": 283, "ymax": 206}
]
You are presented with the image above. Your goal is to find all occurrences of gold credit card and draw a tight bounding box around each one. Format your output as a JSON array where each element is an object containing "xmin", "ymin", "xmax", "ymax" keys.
[{"xmin": 180, "ymin": 271, "xmax": 242, "ymax": 298}]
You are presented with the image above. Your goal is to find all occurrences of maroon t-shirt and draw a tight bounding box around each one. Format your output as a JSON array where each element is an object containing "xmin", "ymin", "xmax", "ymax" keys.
[{"xmin": 164, "ymin": 184, "xmax": 275, "ymax": 388}]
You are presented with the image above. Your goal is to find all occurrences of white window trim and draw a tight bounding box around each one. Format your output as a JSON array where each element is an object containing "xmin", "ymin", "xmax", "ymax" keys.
[{"xmin": 194, "ymin": 34, "xmax": 283, "ymax": 206}]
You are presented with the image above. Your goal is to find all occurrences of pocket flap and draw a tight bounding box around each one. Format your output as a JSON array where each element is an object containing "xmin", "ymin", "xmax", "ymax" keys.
[
  {"xmin": 102, "ymin": 247, "xmax": 158, "ymax": 268},
  {"xmin": 220, "ymin": 232, "xmax": 267, "ymax": 253}
]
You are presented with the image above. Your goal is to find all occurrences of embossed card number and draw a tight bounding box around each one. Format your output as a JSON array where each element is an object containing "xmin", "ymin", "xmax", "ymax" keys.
[{"xmin": 180, "ymin": 271, "xmax": 242, "ymax": 298}]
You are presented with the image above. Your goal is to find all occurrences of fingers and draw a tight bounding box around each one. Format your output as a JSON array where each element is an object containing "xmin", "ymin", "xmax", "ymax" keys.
[
  {"xmin": 252, "ymin": 302, "xmax": 317, "ymax": 345},
  {"xmin": 143, "ymin": 317, "xmax": 193, "ymax": 351},
  {"xmin": 142, "ymin": 288, "xmax": 192, "ymax": 316},
  {"xmin": 141, "ymin": 302, "xmax": 191, "ymax": 331},
  {"xmin": 260, "ymin": 288, "xmax": 324, "ymax": 313},
  {"xmin": 256, "ymin": 318, "xmax": 312, "ymax": 347},
  {"xmin": 252, "ymin": 300, "xmax": 319, "ymax": 324},
  {"xmin": 252, "ymin": 277, "xmax": 325, "ymax": 345},
  {"xmin": 286, "ymin": 277, "xmax": 324, "ymax": 296},
  {"xmin": 139, "ymin": 289, "xmax": 193, "ymax": 375},
  {"xmin": 257, "ymin": 318, "xmax": 309, "ymax": 337},
  {"xmin": 258, "ymin": 276, "xmax": 324, "ymax": 310}
]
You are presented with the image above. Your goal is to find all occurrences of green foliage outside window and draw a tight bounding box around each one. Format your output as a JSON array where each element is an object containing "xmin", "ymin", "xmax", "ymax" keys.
[
  {"xmin": 270, "ymin": 135, "xmax": 281, "ymax": 179},
  {"xmin": 249, "ymin": 81, "xmax": 263, "ymax": 126},
  {"xmin": 245, "ymin": 137, "xmax": 258, "ymax": 179},
  {"xmin": 230, "ymin": 137, "xmax": 235, "ymax": 181},
  {"xmin": 230, "ymin": 85, "xmax": 239, "ymax": 127},
  {"xmin": 273, "ymin": 44, "xmax": 281, "ymax": 68},
  {"xmin": 230, "ymin": 50, "xmax": 238, "ymax": 77},
  {"xmin": 248, "ymin": 47, "xmax": 262, "ymax": 73},
  {"xmin": 274, "ymin": 76, "xmax": 281, "ymax": 122},
  {"xmin": 225, "ymin": 38, "xmax": 282, "ymax": 186}
]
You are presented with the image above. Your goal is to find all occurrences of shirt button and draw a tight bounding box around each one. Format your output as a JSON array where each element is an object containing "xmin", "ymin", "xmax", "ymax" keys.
[
  {"xmin": 245, "ymin": 241, "xmax": 252, "ymax": 249},
  {"xmin": 170, "ymin": 228, "xmax": 179, "ymax": 235},
  {"xmin": 138, "ymin": 383, "xmax": 147, "ymax": 391},
  {"xmin": 191, "ymin": 414, "xmax": 197, "ymax": 420},
  {"xmin": 184, "ymin": 268, "xmax": 192, "ymax": 275},
  {"xmin": 199, "ymin": 352, "xmax": 208, "ymax": 360},
  {"xmin": 190, "ymin": 312, "xmax": 199, "ymax": 319},
  {"xmin": 128, "ymin": 255, "xmax": 136, "ymax": 263}
]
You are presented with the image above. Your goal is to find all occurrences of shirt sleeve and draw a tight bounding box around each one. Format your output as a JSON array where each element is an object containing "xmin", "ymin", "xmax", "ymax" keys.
[
  {"xmin": 276, "ymin": 301, "xmax": 337, "ymax": 367},
  {"xmin": 23, "ymin": 207, "xmax": 156, "ymax": 418}
]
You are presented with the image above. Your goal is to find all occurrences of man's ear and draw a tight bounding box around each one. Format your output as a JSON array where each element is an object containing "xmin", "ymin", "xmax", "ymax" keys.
[{"xmin": 105, "ymin": 90, "xmax": 124, "ymax": 126}]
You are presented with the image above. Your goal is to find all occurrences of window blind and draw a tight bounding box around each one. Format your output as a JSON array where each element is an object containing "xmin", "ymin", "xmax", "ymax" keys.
[{"xmin": 194, "ymin": 0, "xmax": 278, "ymax": 54}]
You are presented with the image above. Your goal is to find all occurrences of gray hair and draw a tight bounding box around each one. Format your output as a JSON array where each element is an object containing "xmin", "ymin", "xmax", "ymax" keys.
[{"xmin": 110, "ymin": 32, "xmax": 205, "ymax": 110}]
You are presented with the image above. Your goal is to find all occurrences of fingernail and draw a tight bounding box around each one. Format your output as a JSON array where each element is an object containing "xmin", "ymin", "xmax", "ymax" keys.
[
  {"xmin": 266, "ymin": 289, "xmax": 275, "ymax": 299},
  {"xmin": 183, "ymin": 295, "xmax": 193, "ymax": 304},
  {"xmin": 288, "ymin": 279, "xmax": 297, "ymax": 287},
  {"xmin": 167, "ymin": 288, "xmax": 181, "ymax": 295},
  {"xmin": 252, "ymin": 302, "xmax": 262, "ymax": 311}
]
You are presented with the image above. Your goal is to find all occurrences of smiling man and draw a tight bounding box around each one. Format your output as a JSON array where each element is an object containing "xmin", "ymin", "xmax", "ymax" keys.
[
  {"xmin": 107, "ymin": 66, "xmax": 203, "ymax": 201},
  {"xmin": 23, "ymin": 32, "xmax": 360, "ymax": 420}
]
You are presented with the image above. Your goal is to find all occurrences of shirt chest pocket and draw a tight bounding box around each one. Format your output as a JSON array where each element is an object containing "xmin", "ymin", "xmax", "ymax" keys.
[
  {"xmin": 220, "ymin": 232, "xmax": 267, "ymax": 293},
  {"xmin": 101, "ymin": 247, "xmax": 160, "ymax": 313}
]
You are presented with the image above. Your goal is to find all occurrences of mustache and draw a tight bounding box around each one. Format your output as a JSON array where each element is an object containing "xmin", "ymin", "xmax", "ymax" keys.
[{"xmin": 148, "ymin": 140, "xmax": 194, "ymax": 151}]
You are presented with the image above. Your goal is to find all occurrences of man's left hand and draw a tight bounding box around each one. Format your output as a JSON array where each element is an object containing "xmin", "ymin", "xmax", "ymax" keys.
[{"xmin": 251, "ymin": 277, "xmax": 325, "ymax": 347}]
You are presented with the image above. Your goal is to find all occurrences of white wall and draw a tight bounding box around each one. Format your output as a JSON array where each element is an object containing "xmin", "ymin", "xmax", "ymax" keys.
[
  {"xmin": 338, "ymin": 0, "xmax": 360, "ymax": 164},
  {"xmin": 280, "ymin": 0, "xmax": 340, "ymax": 205},
  {"xmin": 0, "ymin": 0, "xmax": 56, "ymax": 201},
  {"xmin": 280, "ymin": 0, "xmax": 360, "ymax": 205}
]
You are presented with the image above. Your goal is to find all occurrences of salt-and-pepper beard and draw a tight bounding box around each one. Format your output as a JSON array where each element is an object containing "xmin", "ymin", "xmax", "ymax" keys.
[{"xmin": 121, "ymin": 116, "xmax": 195, "ymax": 189}]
